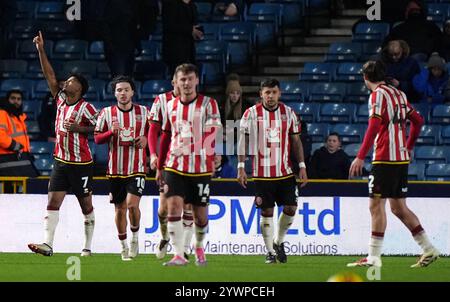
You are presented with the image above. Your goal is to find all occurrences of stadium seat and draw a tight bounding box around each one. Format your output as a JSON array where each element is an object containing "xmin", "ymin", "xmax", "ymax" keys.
[
  {"xmin": 36, "ymin": 2, "xmax": 65, "ymax": 20},
  {"xmin": 352, "ymin": 22, "xmax": 390, "ymax": 42},
  {"xmin": 288, "ymin": 102, "xmax": 319, "ymax": 123},
  {"xmin": 307, "ymin": 123, "xmax": 329, "ymax": 142},
  {"xmin": 42, "ymin": 21, "xmax": 76, "ymax": 40},
  {"xmin": 360, "ymin": 41, "xmax": 382, "ymax": 61},
  {"xmin": 34, "ymin": 158, "xmax": 54, "ymax": 176},
  {"xmin": 416, "ymin": 125, "xmax": 441, "ymax": 145},
  {"xmin": 33, "ymin": 79, "xmax": 51, "ymax": 99},
  {"xmin": 246, "ymin": 3, "xmax": 282, "ymax": 46},
  {"xmin": 318, "ymin": 103, "xmax": 356, "ymax": 123},
  {"xmin": 16, "ymin": 1, "xmax": 38, "ymax": 19},
  {"xmin": 431, "ymin": 104, "xmax": 450, "ymax": 124},
  {"xmin": 86, "ymin": 41, "xmax": 105, "ymax": 60},
  {"xmin": 275, "ymin": 0, "xmax": 304, "ymax": 26},
  {"xmin": 335, "ymin": 62, "xmax": 364, "ymax": 82},
  {"xmin": 53, "ymin": 40, "xmax": 88, "ymax": 60},
  {"xmin": 331, "ymin": 124, "xmax": 365, "ymax": 144},
  {"xmin": 408, "ymin": 163, "xmax": 426, "ymax": 180},
  {"xmin": 11, "ymin": 20, "xmax": 37, "ymax": 39},
  {"xmin": 61, "ymin": 61, "xmax": 96, "ymax": 79},
  {"xmin": 426, "ymin": 163, "xmax": 450, "ymax": 181},
  {"xmin": 90, "ymin": 79, "xmax": 106, "ymax": 102},
  {"xmin": 196, "ymin": 41, "xmax": 229, "ymax": 84},
  {"xmin": 300, "ymin": 62, "xmax": 336, "ymax": 82},
  {"xmin": 22, "ymin": 101, "xmax": 40, "ymax": 121},
  {"xmin": 220, "ymin": 22, "xmax": 255, "ymax": 66},
  {"xmin": 427, "ymin": 3, "xmax": 449, "ymax": 22},
  {"xmin": 325, "ymin": 42, "xmax": 362, "ymax": 62},
  {"xmin": 345, "ymin": 82, "xmax": 370, "ymax": 103},
  {"xmin": 309, "ymin": 82, "xmax": 346, "ymax": 102},
  {"xmin": 30, "ymin": 141, "xmax": 55, "ymax": 159},
  {"xmin": 200, "ymin": 23, "xmax": 221, "ymax": 41},
  {"xmin": 311, "ymin": 142, "xmax": 323, "ymax": 153},
  {"xmin": 0, "ymin": 79, "xmax": 33, "ymax": 99},
  {"xmin": 441, "ymin": 125, "xmax": 450, "ymax": 144},
  {"xmin": 94, "ymin": 143, "xmax": 109, "ymax": 166},
  {"xmin": 141, "ymin": 80, "xmax": 173, "ymax": 101},
  {"xmin": 25, "ymin": 120, "xmax": 41, "ymax": 140},
  {"xmin": 26, "ymin": 61, "xmax": 62, "ymax": 80},
  {"xmin": 355, "ymin": 103, "xmax": 369, "ymax": 123},
  {"xmin": 196, "ymin": 1, "xmax": 213, "ymax": 21},
  {"xmin": 17, "ymin": 40, "xmax": 54, "ymax": 60},
  {"xmin": 96, "ymin": 62, "xmax": 112, "ymax": 80},
  {"xmin": 134, "ymin": 61, "xmax": 168, "ymax": 80},
  {"xmin": 279, "ymin": 81, "xmax": 308, "ymax": 102},
  {"xmin": 150, "ymin": 22, "xmax": 163, "ymax": 42},
  {"xmin": 211, "ymin": 2, "xmax": 241, "ymax": 22},
  {"xmin": 415, "ymin": 146, "xmax": 449, "ymax": 164},
  {"xmin": 136, "ymin": 41, "xmax": 161, "ymax": 62},
  {"xmin": 0, "ymin": 60, "xmax": 27, "ymax": 78}
]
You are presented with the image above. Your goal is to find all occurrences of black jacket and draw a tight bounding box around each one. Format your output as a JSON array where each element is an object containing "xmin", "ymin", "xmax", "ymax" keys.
[{"xmin": 308, "ymin": 147, "xmax": 351, "ymax": 179}]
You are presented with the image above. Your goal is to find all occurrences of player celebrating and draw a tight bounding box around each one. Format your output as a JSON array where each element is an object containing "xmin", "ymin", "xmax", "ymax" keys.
[
  {"xmin": 157, "ymin": 64, "xmax": 221, "ymax": 266},
  {"xmin": 94, "ymin": 76, "xmax": 150, "ymax": 261},
  {"xmin": 347, "ymin": 61, "xmax": 440, "ymax": 268},
  {"xmin": 148, "ymin": 76, "xmax": 194, "ymax": 260},
  {"xmin": 237, "ymin": 78, "xmax": 308, "ymax": 264},
  {"xmin": 28, "ymin": 31, "xmax": 97, "ymax": 257}
]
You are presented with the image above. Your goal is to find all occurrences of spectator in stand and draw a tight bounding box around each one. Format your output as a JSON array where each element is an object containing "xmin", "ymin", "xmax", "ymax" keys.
[
  {"xmin": 308, "ymin": 132, "xmax": 351, "ymax": 179},
  {"xmin": 441, "ymin": 20, "xmax": 450, "ymax": 62},
  {"xmin": 381, "ymin": 40, "xmax": 421, "ymax": 102},
  {"xmin": 38, "ymin": 80, "xmax": 65, "ymax": 142},
  {"xmin": 413, "ymin": 52, "xmax": 450, "ymax": 104},
  {"xmin": 213, "ymin": 1, "xmax": 243, "ymax": 17},
  {"xmin": 213, "ymin": 155, "xmax": 236, "ymax": 178}
]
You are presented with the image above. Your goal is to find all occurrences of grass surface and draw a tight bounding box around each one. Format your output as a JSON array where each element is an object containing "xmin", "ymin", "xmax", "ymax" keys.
[{"xmin": 0, "ymin": 253, "xmax": 449, "ymax": 282}]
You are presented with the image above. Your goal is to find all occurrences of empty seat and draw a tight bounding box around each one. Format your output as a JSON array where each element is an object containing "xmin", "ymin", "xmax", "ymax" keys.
[
  {"xmin": 33, "ymin": 80, "xmax": 51, "ymax": 99},
  {"xmin": 220, "ymin": 22, "xmax": 255, "ymax": 66},
  {"xmin": 25, "ymin": 61, "xmax": 62, "ymax": 80},
  {"xmin": 196, "ymin": 1, "xmax": 213, "ymax": 21},
  {"xmin": 25, "ymin": 120, "xmax": 41, "ymax": 140},
  {"xmin": 42, "ymin": 21, "xmax": 76, "ymax": 40},
  {"xmin": 415, "ymin": 146, "xmax": 449, "ymax": 164},
  {"xmin": 309, "ymin": 82, "xmax": 346, "ymax": 102},
  {"xmin": 90, "ymin": 79, "xmax": 106, "ymax": 102},
  {"xmin": 288, "ymin": 102, "xmax": 319, "ymax": 123},
  {"xmin": 196, "ymin": 41, "xmax": 228, "ymax": 84},
  {"xmin": 0, "ymin": 60, "xmax": 27, "ymax": 78},
  {"xmin": 431, "ymin": 104, "xmax": 450, "ymax": 124},
  {"xmin": 416, "ymin": 125, "xmax": 441, "ymax": 145},
  {"xmin": 36, "ymin": 2, "xmax": 65, "ymax": 20},
  {"xmin": 441, "ymin": 125, "xmax": 450, "ymax": 144},
  {"xmin": 426, "ymin": 163, "xmax": 450, "ymax": 181},
  {"xmin": 408, "ymin": 163, "xmax": 426, "ymax": 180},
  {"xmin": 318, "ymin": 103, "xmax": 356, "ymax": 123},
  {"xmin": 53, "ymin": 40, "xmax": 88, "ymax": 60},
  {"xmin": 17, "ymin": 40, "xmax": 54, "ymax": 60},
  {"xmin": 307, "ymin": 123, "xmax": 329, "ymax": 143},
  {"xmin": 96, "ymin": 62, "xmax": 111, "ymax": 80},
  {"xmin": 34, "ymin": 158, "xmax": 54, "ymax": 176},
  {"xmin": 62, "ymin": 61, "xmax": 96, "ymax": 79},
  {"xmin": 136, "ymin": 41, "xmax": 161, "ymax": 62},
  {"xmin": 335, "ymin": 62, "xmax": 364, "ymax": 81},
  {"xmin": 30, "ymin": 141, "xmax": 55, "ymax": 159},
  {"xmin": 86, "ymin": 41, "xmax": 105, "ymax": 60},
  {"xmin": 200, "ymin": 23, "xmax": 221, "ymax": 41},
  {"xmin": 22, "ymin": 101, "xmax": 40, "ymax": 121},
  {"xmin": 279, "ymin": 81, "xmax": 308, "ymax": 102},
  {"xmin": 427, "ymin": 3, "xmax": 449, "ymax": 22},
  {"xmin": 325, "ymin": 42, "xmax": 362, "ymax": 62},
  {"xmin": 0, "ymin": 79, "xmax": 33, "ymax": 99},
  {"xmin": 11, "ymin": 20, "xmax": 37, "ymax": 39},
  {"xmin": 355, "ymin": 103, "xmax": 369, "ymax": 123},
  {"xmin": 141, "ymin": 80, "xmax": 173, "ymax": 101},
  {"xmin": 16, "ymin": 1, "xmax": 37, "ymax": 19},
  {"xmin": 331, "ymin": 124, "xmax": 365, "ymax": 144},
  {"xmin": 311, "ymin": 142, "xmax": 323, "ymax": 153},
  {"xmin": 246, "ymin": 3, "xmax": 282, "ymax": 46},
  {"xmin": 360, "ymin": 41, "xmax": 382, "ymax": 61},
  {"xmin": 300, "ymin": 62, "xmax": 336, "ymax": 81},
  {"xmin": 345, "ymin": 82, "xmax": 370, "ymax": 103},
  {"xmin": 352, "ymin": 22, "xmax": 390, "ymax": 42}
]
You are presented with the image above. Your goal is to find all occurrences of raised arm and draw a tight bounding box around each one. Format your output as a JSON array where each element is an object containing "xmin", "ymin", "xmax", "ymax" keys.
[{"xmin": 33, "ymin": 31, "xmax": 59, "ymax": 97}]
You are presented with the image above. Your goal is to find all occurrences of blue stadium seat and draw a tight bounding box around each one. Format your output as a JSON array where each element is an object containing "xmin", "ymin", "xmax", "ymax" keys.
[
  {"xmin": 309, "ymin": 82, "xmax": 346, "ymax": 102},
  {"xmin": 141, "ymin": 80, "xmax": 173, "ymax": 101},
  {"xmin": 300, "ymin": 62, "xmax": 336, "ymax": 81},
  {"xmin": 325, "ymin": 42, "xmax": 362, "ymax": 62},
  {"xmin": 42, "ymin": 21, "xmax": 75, "ymax": 40},
  {"xmin": 33, "ymin": 80, "xmax": 51, "ymax": 99},
  {"xmin": 335, "ymin": 63, "xmax": 364, "ymax": 81},
  {"xmin": 86, "ymin": 41, "xmax": 105, "ymax": 60},
  {"xmin": 311, "ymin": 142, "xmax": 323, "ymax": 153},
  {"xmin": 212, "ymin": 2, "xmax": 241, "ymax": 22},
  {"xmin": 11, "ymin": 20, "xmax": 37, "ymax": 39},
  {"xmin": 408, "ymin": 163, "xmax": 426, "ymax": 180},
  {"xmin": 134, "ymin": 61, "xmax": 168, "ymax": 80},
  {"xmin": 427, "ymin": 4, "xmax": 449, "ymax": 22},
  {"xmin": 150, "ymin": 22, "xmax": 163, "ymax": 42},
  {"xmin": 196, "ymin": 2, "xmax": 213, "ymax": 21},
  {"xmin": 136, "ymin": 41, "xmax": 161, "ymax": 62},
  {"xmin": 34, "ymin": 158, "xmax": 54, "ymax": 176},
  {"xmin": 90, "ymin": 79, "xmax": 106, "ymax": 102},
  {"xmin": 426, "ymin": 163, "xmax": 450, "ymax": 181},
  {"xmin": 274, "ymin": 0, "xmax": 304, "ymax": 26},
  {"xmin": 415, "ymin": 146, "xmax": 449, "ymax": 164},
  {"xmin": 0, "ymin": 79, "xmax": 33, "ymax": 99},
  {"xmin": 331, "ymin": 124, "xmax": 365, "ymax": 144},
  {"xmin": 36, "ymin": 2, "xmax": 65, "ymax": 20},
  {"xmin": 318, "ymin": 103, "xmax": 356, "ymax": 123},
  {"xmin": 22, "ymin": 101, "xmax": 40, "ymax": 121},
  {"xmin": 441, "ymin": 125, "xmax": 450, "ymax": 144},
  {"xmin": 0, "ymin": 60, "xmax": 27, "ymax": 78},
  {"xmin": 344, "ymin": 143, "xmax": 360, "ymax": 159},
  {"xmin": 196, "ymin": 41, "xmax": 229, "ymax": 84},
  {"xmin": 25, "ymin": 61, "xmax": 60, "ymax": 80},
  {"xmin": 416, "ymin": 125, "xmax": 441, "ymax": 145},
  {"xmin": 352, "ymin": 22, "xmax": 390, "ymax": 42},
  {"xmin": 431, "ymin": 104, "xmax": 450, "ymax": 124},
  {"xmin": 220, "ymin": 22, "xmax": 255, "ymax": 66},
  {"xmin": 16, "ymin": 1, "xmax": 37, "ymax": 19},
  {"xmin": 345, "ymin": 82, "xmax": 370, "ymax": 103},
  {"xmin": 355, "ymin": 103, "xmax": 369, "ymax": 123},
  {"xmin": 96, "ymin": 62, "xmax": 111, "ymax": 80},
  {"xmin": 53, "ymin": 40, "xmax": 88, "ymax": 60},
  {"xmin": 26, "ymin": 120, "xmax": 41, "ymax": 140},
  {"xmin": 200, "ymin": 23, "xmax": 221, "ymax": 41},
  {"xmin": 411, "ymin": 103, "xmax": 431, "ymax": 123},
  {"xmin": 360, "ymin": 41, "xmax": 382, "ymax": 61},
  {"xmin": 280, "ymin": 81, "xmax": 308, "ymax": 102},
  {"xmin": 94, "ymin": 143, "xmax": 109, "ymax": 166},
  {"xmin": 288, "ymin": 102, "xmax": 319, "ymax": 123},
  {"xmin": 246, "ymin": 3, "xmax": 282, "ymax": 47},
  {"xmin": 17, "ymin": 40, "xmax": 54, "ymax": 60},
  {"xmin": 30, "ymin": 142, "xmax": 55, "ymax": 159},
  {"xmin": 90, "ymin": 101, "xmax": 107, "ymax": 111},
  {"xmin": 62, "ymin": 61, "xmax": 96, "ymax": 79},
  {"xmin": 307, "ymin": 123, "xmax": 329, "ymax": 143}
]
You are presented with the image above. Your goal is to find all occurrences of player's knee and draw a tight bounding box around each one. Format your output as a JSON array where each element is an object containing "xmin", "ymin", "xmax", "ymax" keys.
[
  {"xmin": 390, "ymin": 205, "xmax": 405, "ymax": 218},
  {"xmin": 283, "ymin": 207, "xmax": 296, "ymax": 216}
]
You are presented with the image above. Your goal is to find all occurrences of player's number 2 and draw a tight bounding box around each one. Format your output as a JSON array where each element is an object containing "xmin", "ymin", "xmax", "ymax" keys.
[{"xmin": 368, "ymin": 175, "xmax": 374, "ymax": 194}]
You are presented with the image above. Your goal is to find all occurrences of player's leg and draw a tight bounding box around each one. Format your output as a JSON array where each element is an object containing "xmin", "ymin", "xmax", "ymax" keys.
[
  {"xmin": 156, "ymin": 191, "xmax": 170, "ymax": 259},
  {"xmin": 110, "ymin": 179, "xmax": 131, "ymax": 261},
  {"xmin": 389, "ymin": 198, "xmax": 439, "ymax": 267},
  {"xmin": 192, "ymin": 204, "xmax": 208, "ymax": 266},
  {"xmin": 182, "ymin": 203, "xmax": 194, "ymax": 259},
  {"xmin": 126, "ymin": 192, "xmax": 142, "ymax": 258}
]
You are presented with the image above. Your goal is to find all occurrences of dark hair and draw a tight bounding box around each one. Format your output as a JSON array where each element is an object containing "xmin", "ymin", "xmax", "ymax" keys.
[
  {"xmin": 110, "ymin": 75, "xmax": 136, "ymax": 92},
  {"xmin": 327, "ymin": 132, "xmax": 341, "ymax": 142},
  {"xmin": 260, "ymin": 78, "xmax": 280, "ymax": 90},
  {"xmin": 362, "ymin": 60, "xmax": 386, "ymax": 83},
  {"xmin": 174, "ymin": 63, "xmax": 199, "ymax": 78},
  {"xmin": 69, "ymin": 73, "xmax": 89, "ymax": 96},
  {"xmin": 6, "ymin": 89, "xmax": 24, "ymax": 100}
]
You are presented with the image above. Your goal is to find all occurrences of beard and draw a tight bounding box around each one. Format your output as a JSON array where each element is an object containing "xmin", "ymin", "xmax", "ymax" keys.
[{"xmin": 5, "ymin": 103, "xmax": 23, "ymax": 117}]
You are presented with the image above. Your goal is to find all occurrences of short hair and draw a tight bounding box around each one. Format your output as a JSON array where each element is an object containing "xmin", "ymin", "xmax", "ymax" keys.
[
  {"xmin": 362, "ymin": 60, "xmax": 386, "ymax": 83},
  {"xmin": 69, "ymin": 73, "xmax": 89, "ymax": 97},
  {"xmin": 327, "ymin": 132, "xmax": 341, "ymax": 142},
  {"xmin": 110, "ymin": 75, "xmax": 136, "ymax": 92},
  {"xmin": 260, "ymin": 78, "xmax": 280, "ymax": 90},
  {"xmin": 6, "ymin": 89, "xmax": 24, "ymax": 100},
  {"xmin": 174, "ymin": 63, "xmax": 199, "ymax": 78}
]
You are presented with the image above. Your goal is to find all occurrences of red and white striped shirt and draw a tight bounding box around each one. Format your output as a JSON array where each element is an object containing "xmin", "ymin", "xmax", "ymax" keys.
[
  {"xmin": 368, "ymin": 84, "xmax": 414, "ymax": 163},
  {"xmin": 149, "ymin": 91, "xmax": 176, "ymax": 125},
  {"xmin": 95, "ymin": 104, "xmax": 150, "ymax": 177},
  {"xmin": 240, "ymin": 102, "xmax": 300, "ymax": 179},
  {"xmin": 54, "ymin": 91, "xmax": 98, "ymax": 164},
  {"xmin": 163, "ymin": 94, "xmax": 222, "ymax": 175}
]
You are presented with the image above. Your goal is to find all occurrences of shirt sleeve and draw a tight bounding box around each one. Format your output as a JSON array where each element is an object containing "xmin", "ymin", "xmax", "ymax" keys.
[
  {"xmin": 205, "ymin": 98, "xmax": 222, "ymax": 128},
  {"xmin": 240, "ymin": 108, "xmax": 252, "ymax": 135},
  {"xmin": 149, "ymin": 95, "xmax": 162, "ymax": 124},
  {"xmin": 289, "ymin": 108, "xmax": 301, "ymax": 135},
  {"xmin": 83, "ymin": 102, "xmax": 99, "ymax": 126},
  {"xmin": 95, "ymin": 108, "xmax": 109, "ymax": 133},
  {"xmin": 368, "ymin": 90, "xmax": 383, "ymax": 119}
]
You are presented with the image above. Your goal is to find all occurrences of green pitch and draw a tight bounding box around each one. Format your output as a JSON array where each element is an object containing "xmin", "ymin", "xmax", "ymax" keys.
[{"xmin": 0, "ymin": 253, "xmax": 449, "ymax": 282}]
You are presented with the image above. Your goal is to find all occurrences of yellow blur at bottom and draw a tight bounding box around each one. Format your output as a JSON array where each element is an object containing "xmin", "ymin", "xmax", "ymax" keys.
[{"xmin": 327, "ymin": 272, "xmax": 364, "ymax": 282}]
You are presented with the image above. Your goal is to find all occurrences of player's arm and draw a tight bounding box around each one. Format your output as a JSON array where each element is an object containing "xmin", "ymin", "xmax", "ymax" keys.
[
  {"xmin": 406, "ymin": 108, "xmax": 424, "ymax": 152},
  {"xmin": 33, "ymin": 31, "xmax": 59, "ymax": 98},
  {"xmin": 94, "ymin": 109, "xmax": 114, "ymax": 144},
  {"xmin": 290, "ymin": 133, "xmax": 308, "ymax": 187}
]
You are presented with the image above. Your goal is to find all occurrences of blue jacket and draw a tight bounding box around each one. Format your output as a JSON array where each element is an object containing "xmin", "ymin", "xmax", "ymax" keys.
[
  {"xmin": 214, "ymin": 163, "xmax": 237, "ymax": 178},
  {"xmin": 413, "ymin": 68, "xmax": 450, "ymax": 104}
]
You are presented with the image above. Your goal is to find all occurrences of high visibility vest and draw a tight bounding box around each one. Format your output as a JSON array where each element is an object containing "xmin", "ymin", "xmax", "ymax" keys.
[{"xmin": 0, "ymin": 109, "xmax": 30, "ymax": 155}]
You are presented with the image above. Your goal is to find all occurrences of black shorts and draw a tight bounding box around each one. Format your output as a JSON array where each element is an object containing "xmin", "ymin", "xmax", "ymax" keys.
[
  {"xmin": 109, "ymin": 175, "xmax": 146, "ymax": 204},
  {"xmin": 254, "ymin": 175, "xmax": 298, "ymax": 209},
  {"xmin": 48, "ymin": 160, "xmax": 93, "ymax": 198},
  {"xmin": 369, "ymin": 164, "xmax": 408, "ymax": 199},
  {"xmin": 163, "ymin": 170, "xmax": 211, "ymax": 207}
]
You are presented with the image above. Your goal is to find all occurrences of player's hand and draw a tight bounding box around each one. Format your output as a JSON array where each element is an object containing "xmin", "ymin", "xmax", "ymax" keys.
[
  {"xmin": 298, "ymin": 167, "xmax": 308, "ymax": 188},
  {"xmin": 135, "ymin": 136, "xmax": 147, "ymax": 149},
  {"xmin": 237, "ymin": 168, "xmax": 247, "ymax": 188},
  {"xmin": 349, "ymin": 157, "xmax": 365, "ymax": 178},
  {"xmin": 155, "ymin": 169, "xmax": 165, "ymax": 187},
  {"xmin": 63, "ymin": 119, "xmax": 78, "ymax": 131},
  {"xmin": 112, "ymin": 121, "xmax": 120, "ymax": 134},
  {"xmin": 150, "ymin": 153, "xmax": 158, "ymax": 170},
  {"xmin": 33, "ymin": 31, "xmax": 44, "ymax": 52},
  {"xmin": 192, "ymin": 25, "xmax": 204, "ymax": 40}
]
